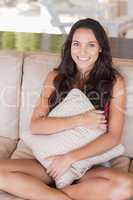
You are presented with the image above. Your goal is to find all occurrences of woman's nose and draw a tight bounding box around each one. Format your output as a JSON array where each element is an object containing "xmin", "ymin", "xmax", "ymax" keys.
[{"xmin": 80, "ymin": 47, "xmax": 87, "ymax": 56}]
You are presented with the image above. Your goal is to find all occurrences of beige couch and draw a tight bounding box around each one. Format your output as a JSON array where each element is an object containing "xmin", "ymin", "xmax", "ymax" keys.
[{"xmin": 0, "ymin": 51, "xmax": 133, "ymax": 199}]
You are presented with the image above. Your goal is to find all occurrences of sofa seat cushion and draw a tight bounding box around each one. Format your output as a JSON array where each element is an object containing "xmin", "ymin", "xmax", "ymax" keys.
[
  {"xmin": 11, "ymin": 139, "xmax": 34, "ymax": 159},
  {"xmin": 0, "ymin": 136, "xmax": 17, "ymax": 159}
]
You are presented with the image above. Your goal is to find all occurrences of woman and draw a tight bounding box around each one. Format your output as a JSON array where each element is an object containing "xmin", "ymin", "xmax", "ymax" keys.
[{"xmin": 0, "ymin": 18, "xmax": 133, "ymax": 200}]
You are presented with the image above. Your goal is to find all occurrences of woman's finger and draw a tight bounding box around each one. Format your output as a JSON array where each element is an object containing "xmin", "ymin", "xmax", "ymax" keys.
[
  {"xmin": 100, "ymin": 120, "xmax": 107, "ymax": 124},
  {"xmin": 48, "ymin": 168, "xmax": 56, "ymax": 177},
  {"xmin": 98, "ymin": 124, "xmax": 107, "ymax": 130},
  {"xmin": 94, "ymin": 110, "xmax": 104, "ymax": 114},
  {"xmin": 52, "ymin": 168, "xmax": 61, "ymax": 179},
  {"xmin": 47, "ymin": 168, "xmax": 52, "ymax": 175},
  {"xmin": 47, "ymin": 162, "xmax": 55, "ymax": 174},
  {"xmin": 51, "ymin": 171, "xmax": 57, "ymax": 179}
]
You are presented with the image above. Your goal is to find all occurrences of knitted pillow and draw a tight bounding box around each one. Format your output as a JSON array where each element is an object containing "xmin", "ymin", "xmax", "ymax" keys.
[{"xmin": 31, "ymin": 88, "xmax": 125, "ymax": 188}]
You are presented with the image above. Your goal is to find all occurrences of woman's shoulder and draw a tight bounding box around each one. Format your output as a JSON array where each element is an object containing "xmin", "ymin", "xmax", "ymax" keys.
[
  {"xmin": 47, "ymin": 69, "xmax": 58, "ymax": 79},
  {"xmin": 44, "ymin": 69, "xmax": 58, "ymax": 83},
  {"xmin": 115, "ymin": 73, "xmax": 125, "ymax": 86},
  {"xmin": 112, "ymin": 74, "xmax": 126, "ymax": 98},
  {"xmin": 42, "ymin": 70, "xmax": 58, "ymax": 98}
]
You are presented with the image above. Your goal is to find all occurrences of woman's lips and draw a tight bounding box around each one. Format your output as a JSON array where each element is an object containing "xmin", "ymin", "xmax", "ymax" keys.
[{"xmin": 77, "ymin": 57, "xmax": 90, "ymax": 61}]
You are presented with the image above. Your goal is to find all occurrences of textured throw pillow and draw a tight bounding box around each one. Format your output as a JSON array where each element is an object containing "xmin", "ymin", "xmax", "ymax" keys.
[{"xmin": 31, "ymin": 88, "xmax": 125, "ymax": 188}]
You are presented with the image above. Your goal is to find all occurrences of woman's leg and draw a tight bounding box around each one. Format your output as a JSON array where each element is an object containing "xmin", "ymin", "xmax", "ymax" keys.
[
  {"xmin": 0, "ymin": 159, "xmax": 71, "ymax": 200},
  {"xmin": 0, "ymin": 159, "xmax": 133, "ymax": 200},
  {"xmin": 0, "ymin": 159, "xmax": 52, "ymax": 184},
  {"xmin": 62, "ymin": 167, "xmax": 133, "ymax": 200}
]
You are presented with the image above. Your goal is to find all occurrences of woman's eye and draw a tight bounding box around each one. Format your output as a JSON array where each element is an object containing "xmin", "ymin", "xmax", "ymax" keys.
[
  {"xmin": 88, "ymin": 43, "xmax": 95, "ymax": 47},
  {"xmin": 72, "ymin": 42, "xmax": 79, "ymax": 47}
]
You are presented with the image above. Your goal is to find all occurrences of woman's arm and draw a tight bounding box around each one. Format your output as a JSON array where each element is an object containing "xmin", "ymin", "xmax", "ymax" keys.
[
  {"xmin": 30, "ymin": 71, "xmax": 80, "ymax": 134},
  {"xmin": 69, "ymin": 76, "xmax": 126, "ymax": 163}
]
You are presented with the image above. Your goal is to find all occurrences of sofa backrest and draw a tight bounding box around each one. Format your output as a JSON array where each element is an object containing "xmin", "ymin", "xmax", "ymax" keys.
[
  {"xmin": 19, "ymin": 52, "xmax": 60, "ymax": 147},
  {"xmin": 0, "ymin": 51, "xmax": 23, "ymax": 140},
  {"xmin": 19, "ymin": 52, "xmax": 133, "ymax": 157}
]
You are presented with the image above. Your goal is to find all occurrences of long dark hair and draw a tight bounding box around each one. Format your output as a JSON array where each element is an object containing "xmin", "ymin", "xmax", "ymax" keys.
[{"xmin": 48, "ymin": 18, "xmax": 119, "ymax": 113}]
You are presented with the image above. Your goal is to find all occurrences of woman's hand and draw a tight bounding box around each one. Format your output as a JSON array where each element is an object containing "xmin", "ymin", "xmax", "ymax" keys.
[
  {"xmin": 46, "ymin": 154, "xmax": 73, "ymax": 180},
  {"xmin": 78, "ymin": 109, "xmax": 107, "ymax": 130}
]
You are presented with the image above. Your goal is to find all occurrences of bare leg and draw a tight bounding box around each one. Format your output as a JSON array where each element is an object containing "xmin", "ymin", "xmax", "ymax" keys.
[
  {"xmin": 0, "ymin": 159, "xmax": 71, "ymax": 200},
  {"xmin": 62, "ymin": 167, "xmax": 133, "ymax": 200},
  {"xmin": 0, "ymin": 159, "xmax": 133, "ymax": 200},
  {"xmin": 0, "ymin": 159, "xmax": 52, "ymax": 184},
  {"xmin": 0, "ymin": 171, "xmax": 70, "ymax": 200}
]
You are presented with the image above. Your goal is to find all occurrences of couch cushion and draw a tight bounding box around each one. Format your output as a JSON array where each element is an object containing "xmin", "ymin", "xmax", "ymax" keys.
[
  {"xmin": 0, "ymin": 51, "xmax": 23, "ymax": 140},
  {"xmin": 11, "ymin": 139, "xmax": 34, "ymax": 159},
  {"xmin": 0, "ymin": 136, "xmax": 17, "ymax": 159},
  {"xmin": 113, "ymin": 58, "xmax": 133, "ymax": 157},
  {"xmin": 19, "ymin": 52, "xmax": 60, "ymax": 147},
  {"xmin": 31, "ymin": 88, "xmax": 124, "ymax": 188}
]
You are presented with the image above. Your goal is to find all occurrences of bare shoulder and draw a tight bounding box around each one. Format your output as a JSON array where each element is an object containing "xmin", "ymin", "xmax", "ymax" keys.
[
  {"xmin": 44, "ymin": 70, "xmax": 58, "ymax": 85},
  {"xmin": 41, "ymin": 70, "xmax": 58, "ymax": 99},
  {"xmin": 112, "ymin": 74, "xmax": 126, "ymax": 98},
  {"xmin": 115, "ymin": 74, "xmax": 125, "ymax": 84},
  {"xmin": 43, "ymin": 70, "xmax": 58, "ymax": 91},
  {"xmin": 47, "ymin": 70, "xmax": 58, "ymax": 79}
]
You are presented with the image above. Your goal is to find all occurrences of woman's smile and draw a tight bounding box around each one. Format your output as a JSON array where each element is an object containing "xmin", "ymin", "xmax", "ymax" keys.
[{"xmin": 77, "ymin": 57, "xmax": 90, "ymax": 61}]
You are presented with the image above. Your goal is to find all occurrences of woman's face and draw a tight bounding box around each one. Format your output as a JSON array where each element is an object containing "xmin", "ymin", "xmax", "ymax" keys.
[{"xmin": 71, "ymin": 28, "xmax": 101, "ymax": 75}]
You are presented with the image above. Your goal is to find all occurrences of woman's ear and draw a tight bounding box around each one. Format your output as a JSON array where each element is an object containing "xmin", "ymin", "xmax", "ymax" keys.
[{"xmin": 99, "ymin": 48, "xmax": 102, "ymax": 53}]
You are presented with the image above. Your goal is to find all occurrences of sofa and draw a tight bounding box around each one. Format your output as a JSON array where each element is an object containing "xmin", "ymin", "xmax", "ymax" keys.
[{"xmin": 0, "ymin": 50, "xmax": 133, "ymax": 199}]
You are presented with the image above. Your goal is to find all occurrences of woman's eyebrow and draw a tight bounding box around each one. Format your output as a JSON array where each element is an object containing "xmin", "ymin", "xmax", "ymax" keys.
[
  {"xmin": 72, "ymin": 40, "xmax": 97, "ymax": 43},
  {"xmin": 72, "ymin": 40, "xmax": 79, "ymax": 42},
  {"xmin": 88, "ymin": 41, "xmax": 98, "ymax": 43}
]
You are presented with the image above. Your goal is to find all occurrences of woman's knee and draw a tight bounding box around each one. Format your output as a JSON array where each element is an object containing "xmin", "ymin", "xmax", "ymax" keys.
[
  {"xmin": 88, "ymin": 168, "xmax": 133, "ymax": 200},
  {"xmin": 109, "ymin": 177, "xmax": 133, "ymax": 200}
]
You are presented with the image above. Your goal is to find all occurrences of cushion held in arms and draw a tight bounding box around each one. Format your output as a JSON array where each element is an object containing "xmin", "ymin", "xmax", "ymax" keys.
[{"xmin": 31, "ymin": 88, "xmax": 125, "ymax": 188}]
